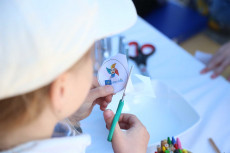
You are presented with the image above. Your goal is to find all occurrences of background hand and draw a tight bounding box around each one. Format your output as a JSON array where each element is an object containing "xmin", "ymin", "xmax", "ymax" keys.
[
  {"xmin": 201, "ymin": 41, "xmax": 230, "ymax": 79},
  {"xmin": 103, "ymin": 110, "xmax": 149, "ymax": 153}
]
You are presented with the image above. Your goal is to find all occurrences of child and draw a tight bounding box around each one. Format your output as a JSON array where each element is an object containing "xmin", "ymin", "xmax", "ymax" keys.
[{"xmin": 0, "ymin": 0, "xmax": 150, "ymax": 153}]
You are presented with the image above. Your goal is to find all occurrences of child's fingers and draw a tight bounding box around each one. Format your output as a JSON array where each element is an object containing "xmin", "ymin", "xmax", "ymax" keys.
[
  {"xmin": 104, "ymin": 111, "xmax": 143, "ymax": 130},
  {"xmin": 106, "ymin": 122, "xmax": 130, "ymax": 130},
  {"xmin": 89, "ymin": 85, "xmax": 114, "ymax": 102},
  {"xmin": 95, "ymin": 95, "xmax": 113, "ymax": 104},
  {"xmin": 104, "ymin": 119, "xmax": 131, "ymax": 130},
  {"xmin": 94, "ymin": 97, "xmax": 104, "ymax": 104},
  {"xmin": 103, "ymin": 110, "xmax": 121, "ymax": 131},
  {"xmin": 118, "ymin": 122, "xmax": 130, "ymax": 130},
  {"xmin": 100, "ymin": 101, "xmax": 108, "ymax": 111},
  {"xmin": 97, "ymin": 95, "xmax": 113, "ymax": 105},
  {"xmin": 103, "ymin": 110, "xmax": 123, "ymax": 140},
  {"xmin": 118, "ymin": 113, "xmax": 142, "ymax": 129},
  {"xmin": 103, "ymin": 110, "xmax": 145, "ymax": 134},
  {"xmin": 103, "ymin": 109, "xmax": 115, "ymax": 129},
  {"xmin": 105, "ymin": 94, "xmax": 113, "ymax": 102}
]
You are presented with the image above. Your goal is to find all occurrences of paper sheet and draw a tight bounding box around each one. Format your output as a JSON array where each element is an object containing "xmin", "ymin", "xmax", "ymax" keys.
[
  {"xmin": 126, "ymin": 74, "xmax": 156, "ymax": 98},
  {"xmin": 194, "ymin": 50, "xmax": 213, "ymax": 65},
  {"xmin": 97, "ymin": 53, "xmax": 129, "ymax": 93}
]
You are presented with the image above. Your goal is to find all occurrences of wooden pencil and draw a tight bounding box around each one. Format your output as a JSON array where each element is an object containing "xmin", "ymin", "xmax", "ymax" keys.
[{"xmin": 209, "ymin": 138, "xmax": 221, "ymax": 153}]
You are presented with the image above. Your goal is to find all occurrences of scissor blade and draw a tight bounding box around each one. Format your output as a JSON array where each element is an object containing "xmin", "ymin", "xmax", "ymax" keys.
[{"xmin": 122, "ymin": 66, "xmax": 133, "ymax": 100}]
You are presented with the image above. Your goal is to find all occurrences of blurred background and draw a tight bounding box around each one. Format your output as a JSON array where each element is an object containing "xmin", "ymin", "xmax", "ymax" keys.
[{"xmin": 132, "ymin": 0, "xmax": 230, "ymax": 77}]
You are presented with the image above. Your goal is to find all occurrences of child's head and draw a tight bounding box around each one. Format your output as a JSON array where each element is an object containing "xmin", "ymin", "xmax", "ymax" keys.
[
  {"xmin": 0, "ymin": 47, "xmax": 93, "ymax": 132},
  {"xmin": 0, "ymin": 0, "xmax": 137, "ymax": 140}
]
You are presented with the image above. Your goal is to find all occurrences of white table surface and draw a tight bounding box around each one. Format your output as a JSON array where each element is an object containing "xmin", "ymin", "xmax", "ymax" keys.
[{"xmin": 83, "ymin": 17, "xmax": 230, "ymax": 153}]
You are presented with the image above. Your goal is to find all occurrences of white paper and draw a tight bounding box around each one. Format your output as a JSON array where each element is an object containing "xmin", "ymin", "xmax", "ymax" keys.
[
  {"xmin": 125, "ymin": 74, "xmax": 156, "ymax": 98},
  {"xmin": 195, "ymin": 50, "xmax": 213, "ymax": 65},
  {"xmin": 97, "ymin": 53, "xmax": 129, "ymax": 93}
]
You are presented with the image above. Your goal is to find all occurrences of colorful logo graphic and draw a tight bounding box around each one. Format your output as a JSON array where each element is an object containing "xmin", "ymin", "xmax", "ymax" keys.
[{"xmin": 106, "ymin": 63, "xmax": 119, "ymax": 78}]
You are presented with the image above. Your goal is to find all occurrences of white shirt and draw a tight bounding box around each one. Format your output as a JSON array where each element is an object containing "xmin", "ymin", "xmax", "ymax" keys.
[{"xmin": 1, "ymin": 134, "xmax": 91, "ymax": 153}]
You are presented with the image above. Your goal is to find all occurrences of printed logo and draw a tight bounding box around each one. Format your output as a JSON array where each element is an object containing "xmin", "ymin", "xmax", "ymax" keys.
[
  {"xmin": 106, "ymin": 63, "xmax": 119, "ymax": 78},
  {"xmin": 97, "ymin": 54, "xmax": 128, "ymax": 93},
  {"xmin": 105, "ymin": 80, "xmax": 112, "ymax": 85}
]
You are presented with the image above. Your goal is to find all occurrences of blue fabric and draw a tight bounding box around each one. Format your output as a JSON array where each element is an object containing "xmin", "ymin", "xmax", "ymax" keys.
[
  {"xmin": 144, "ymin": 2, "xmax": 208, "ymax": 43},
  {"xmin": 52, "ymin": 122, "xmax": 73, "ymax": 137}
]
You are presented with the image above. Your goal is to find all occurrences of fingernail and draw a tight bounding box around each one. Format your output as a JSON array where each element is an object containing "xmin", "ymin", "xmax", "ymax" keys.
[
  {"xmin": 211, "ymin": 74, "xmax": 218, "ymax": 79},
  {"xmin": 104, "ymin": 109, "xmax": 113, "ymax": 119},
  {"xmin": 200, "ymin": 70, "xmax": 205, "ymax": 74},
  {"xmin": 106, "ymin": 86, "xmax": 114, "ymax": 93},
  {"xmin": 200, "ymin": 68, "xmax": 207, "ymax": 74}
]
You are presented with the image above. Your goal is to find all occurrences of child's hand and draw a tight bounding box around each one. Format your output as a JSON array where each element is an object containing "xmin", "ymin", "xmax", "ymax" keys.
[
  {"xmin": 201, "ymin": 41, "xmax": 230, "ymax": 79},
  {"xmin": 103, "ymin": 110, "xmax": 149, "ymax": 153},
  {"xmin": 89, "ymin": 77, "xmax": 114, "ymax": 111},
  {"xmin": 69, "ymin": 77, "xmax": 114, "ymax": 121}
]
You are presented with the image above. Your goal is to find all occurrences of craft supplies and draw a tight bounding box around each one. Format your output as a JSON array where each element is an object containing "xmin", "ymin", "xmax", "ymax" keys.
[
  {"xmin": 209, "ymin": 138, "xmax": 221, "ymax": 153},
  {"xmin": 177, "ymin": 138, "xmax": 182, "ymax": 150},
  {"xmin": 172, "ymin": 136, "xmax": 176, "ymax": 145},
  {"xmin": 128, "ymin": 41, "xmax": 155, "ymax": 76},
  {"xmin": 155, "ymin": 137, "xmax": 192, "ymax": 153}
]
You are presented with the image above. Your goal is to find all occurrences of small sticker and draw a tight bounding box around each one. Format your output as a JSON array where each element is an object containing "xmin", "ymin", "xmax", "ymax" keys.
[{"xmin": 105, "ymin": 80, "xmax": 112, "ymax": 85}]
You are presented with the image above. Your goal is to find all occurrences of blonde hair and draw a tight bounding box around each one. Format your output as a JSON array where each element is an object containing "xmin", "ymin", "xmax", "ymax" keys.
[
  {"xmin": 0, "ymin": 85, "xmax": 50, "ymax": 132},
  {"xmin": 0, "ymin": 49, "xmax": 92, "ymax": 132}
]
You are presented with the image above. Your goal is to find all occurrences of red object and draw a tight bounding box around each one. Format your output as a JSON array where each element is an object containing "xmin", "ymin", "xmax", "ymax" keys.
[
  {"xmin": 115, "ymin": 68, "xmax": 119, "ymax": 76},
  {"xmin": 128, "ymin": 41, "xmax": 155, "ymax": 57},
  {"xmin": 141, "ymin": 44, "xmax": 155, "ymax": 55},
  {"xmin": 174, "ymin": 144, "xmax": 178, "ymax": 149},
  {"xmin": 128, "ymin": 41, "xmax": 139, "ymax": 58}
]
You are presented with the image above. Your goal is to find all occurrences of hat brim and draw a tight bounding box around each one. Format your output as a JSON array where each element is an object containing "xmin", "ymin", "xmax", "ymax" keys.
[{"xmin": 95, "ymin": 0, "xmax": 137, "ymax": 40}]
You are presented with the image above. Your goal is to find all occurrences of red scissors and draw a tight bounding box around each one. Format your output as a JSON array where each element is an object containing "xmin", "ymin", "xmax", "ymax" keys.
[{"xmin": 128, "ymin": 41, "xmax": 155, "ymax": 76}]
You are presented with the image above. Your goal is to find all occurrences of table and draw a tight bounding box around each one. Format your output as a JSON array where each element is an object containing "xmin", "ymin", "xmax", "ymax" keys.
[{"xmin": 82, "ymin": 17, "xmax": 230, "ymax": 153}]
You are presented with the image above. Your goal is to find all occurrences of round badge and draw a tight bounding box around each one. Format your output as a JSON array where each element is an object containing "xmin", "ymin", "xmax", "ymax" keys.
[{"xmin": 97, "ymin": 59, "xmax": 128, "ymax": 93}]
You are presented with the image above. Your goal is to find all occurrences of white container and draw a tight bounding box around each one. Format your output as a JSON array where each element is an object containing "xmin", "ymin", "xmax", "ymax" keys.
[{"xmin": 80, "ymin": 80, "xmax": 200, "ymax": 153}]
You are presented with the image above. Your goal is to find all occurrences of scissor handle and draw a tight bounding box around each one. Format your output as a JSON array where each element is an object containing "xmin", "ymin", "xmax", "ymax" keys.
[
  {"xmin": 107, "ymin": 99, "xmax": 124, "ymax": 142},
  {"xmin": 128, "ymin": 41, "xmax": 139, "ymax": 58},
  {"xmin": 140, "ymin": 44, "xmax": 155, "ymax": 56}
]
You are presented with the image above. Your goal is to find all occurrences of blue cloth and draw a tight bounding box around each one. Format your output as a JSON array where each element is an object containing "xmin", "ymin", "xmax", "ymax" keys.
[
  {"xmin": 144, "ymin": 2, "xmax": 208, "ymax": 43},
  {"xmin": 52, "ymin": 122, "xmax": 77, "ymax": 137}
]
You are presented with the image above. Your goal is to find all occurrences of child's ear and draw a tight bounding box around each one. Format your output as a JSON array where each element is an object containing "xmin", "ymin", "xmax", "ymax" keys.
[{"xmin": 49, "ymin": 72, "xmax": 69, "ymax": 119}]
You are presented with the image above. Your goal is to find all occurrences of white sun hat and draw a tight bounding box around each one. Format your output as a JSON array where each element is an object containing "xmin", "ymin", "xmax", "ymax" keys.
[{"xmin": 0, "ymin": 0, "xmax": 137, "ymax": 99}]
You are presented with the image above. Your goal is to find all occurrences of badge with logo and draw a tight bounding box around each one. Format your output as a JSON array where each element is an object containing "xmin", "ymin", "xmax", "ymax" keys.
[{"xmin": 97, "ymin": 54, "xmax": 129, "ymax": 93}]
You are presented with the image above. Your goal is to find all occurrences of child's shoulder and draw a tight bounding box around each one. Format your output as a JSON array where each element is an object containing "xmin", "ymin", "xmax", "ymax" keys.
[{"xmin": 1, "ymin": 134, "xmax": 91, "ymax": 153}]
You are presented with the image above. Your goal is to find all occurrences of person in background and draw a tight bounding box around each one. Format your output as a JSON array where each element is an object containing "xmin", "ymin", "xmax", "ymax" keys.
[
  {"xmin": 201, "ymin": 41, "xmax": 230, "ymax": 80},
  {"xmin": 0, "ymin": 0, "xmax": 149, "ymax": 152},
  {"xmin": 196, "ymin": 0, "xmax": 230, "ymax": 34},
  {"xmin": 194, "ymin": 0, "xmax": 230, "ymax": 79}
]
